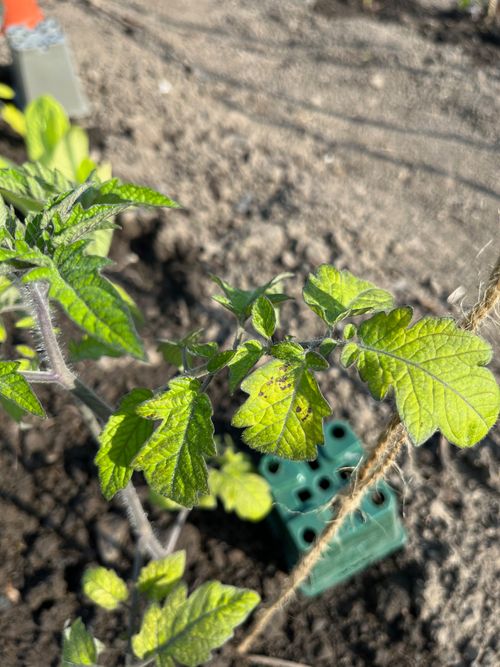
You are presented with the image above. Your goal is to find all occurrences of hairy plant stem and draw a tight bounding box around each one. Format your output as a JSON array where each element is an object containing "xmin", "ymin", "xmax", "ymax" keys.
[
  {"xmin": 164, "ymin": 508, "xmax": 190, "ymax": 555},
  {"xmin": 238, "ymin": 255, "xmax": 500, "ymax": 655},
  {"xmin": 26, "ymin": 281, "xmax": 168, "ymax": 560},
  {"xmin": 21, "ymin": 370, "xmax": 60, "ymax": 384}
]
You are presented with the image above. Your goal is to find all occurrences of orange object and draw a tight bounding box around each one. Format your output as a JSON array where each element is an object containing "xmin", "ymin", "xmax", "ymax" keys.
[{"xmin": 3, "ymin": 0, "xmax": 44, "ymax": 31}]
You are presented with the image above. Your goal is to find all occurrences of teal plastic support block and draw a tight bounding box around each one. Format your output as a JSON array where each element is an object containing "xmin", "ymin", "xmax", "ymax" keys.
[{"xmin": 259, "ymin": 420, "xmax": 407, "ymax": 596}]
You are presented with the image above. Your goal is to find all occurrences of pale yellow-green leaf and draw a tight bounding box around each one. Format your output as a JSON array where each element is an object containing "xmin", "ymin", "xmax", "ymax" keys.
[
  {"xmin": 44, "ymin": 126, "xmax": 89, "ymax": 182},
  {"xmin": 25, "ymin": 95, "xmax": 70, "ymax": 162},
  {"xmin": 355, "ymin": 308, "xmax": 500, "ymax": 447},
  {"xmin": 137, "ymin": 551, "xmax": 186, "ymax": 601},
  {"xmin": 164, "ymin": 582, "xmax": 260, "ymax": 666},
  {"xmin": 132, "ymin": 584, "xmax": 187, "ymax": 660},
  {"xmin": 82, "ymin": 566, "xmax": 128, "ymax": 610},
  {"xmin": 232, "ymin": 358, "xmax": 331, "ymax": 459},
  {"xmin": 303, "ymin": 264, "xmax": 394, "ymax": 325},
  {"xmin": 209, "ymin": 450, "xmax": 272, "ymax": 521}
]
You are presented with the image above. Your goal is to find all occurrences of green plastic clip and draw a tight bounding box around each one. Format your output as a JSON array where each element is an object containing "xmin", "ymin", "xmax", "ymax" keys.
[{"xmin": 259, "ymin": 420, "xmax": 407, "ymax": 596}]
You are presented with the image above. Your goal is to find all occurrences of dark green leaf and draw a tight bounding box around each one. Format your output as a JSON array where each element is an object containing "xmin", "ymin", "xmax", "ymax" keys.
[
  {"xmin": 211, "ymin": 273, "xmax": 292, "ymax": 322},
  {"xmin": 23, "ymin": 242, "xmax": 144, "ymax": 358},
  {"xmin": 206, "ymin": 350, "xmax": 236, "ymax": 373}
]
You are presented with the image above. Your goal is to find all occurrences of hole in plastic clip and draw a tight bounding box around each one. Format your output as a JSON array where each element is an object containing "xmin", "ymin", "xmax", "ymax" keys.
[
  {"xmin": 308, "ymin": 460, "xmax": 320, "ymax": 470},
  {"xmin": 332, "ymin": 425, "xmax": 346, "ymax": 438},
  {"xmin": 298, "ymin": 488, "xmax": 312, "ymax": 502},
  {"xmin": 302, "ymin": 528, "xmax": 316, "ymax": 544},
  {"xmin": 338, "ymin": 466, "xmax": 354, "ymax": 480},
  {"xmin": 318, "ymin": 477, "xmax": 331, "ymax": 491},
  {"xmin": 371, "ymin": 491, "xmax": 385, "ymax": 505},
  {"xmin": 267, "ymin": 460, "xmax": 280, "ymax": 474}
]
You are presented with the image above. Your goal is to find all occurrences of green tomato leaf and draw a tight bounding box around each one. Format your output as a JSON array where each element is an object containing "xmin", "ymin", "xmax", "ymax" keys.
[
  {"xmin": 188, "ymin": 342, "xmax": 218, "ymax": 359},
  {"xmin": 252, "ymin": 295, "xmax": 276, "ymax": 339},
  {"xmin": 0, "ymin": 361, "xmax": 44, "ymax": 417},
  {"xmin": 61, "ymin": 618, "xmax": 101, "ymax": 667},
  {"xmin": 158, "ymin": 340, "xmax": 189, "ymax": 370},
  {"xmin": 100, "ymin": 179, "xmax": 180, "ymax": 208},
  {"xmin": 319, "ymin": 337, "xmax": 338, "ymax": 357},
  {"xmin": 82, "ymin": 566, "xmax": 128, "ymax": 610},
  {"xmin": 211, "ymin": 273, "xmax": 292, "ymax": 323},
  {"xmin": 270, "ymin": 341, "xmax": 305, "ymax": 363},
  {"xmin": 343, "ymin": 323, "xmax": 357, "ymax": 340},
  {"xmin": 137, "ymin": 551, "xmax": 186, "ymax": 601},
  {"xmin": 227, "ymin": 340, "xmax": 264, "ymax": 394},
  {"xmin": 303, "ymin": 264, "xmax": 394, "ymax": 325},
  {"xmin": 158, "ymin": 330, "xmax": 217, "ymax": 370},
  {"xmin": 69, "ymin": 335, "xmax": 123, "ymax": 363},
  {"xmin": 305, "ymin": 350, "xmax": 329, "ymax": 371},
  {"xmin": 149, "ymin": 489, "xmax": 217, "ymax": 512},
  {"xmin": 209, "ymin": 450, "xmax": 272, "ymax": 521},
  {"xmin": 52, "ymin": 202, "xmax": 122, "ymax": 247},
  {"xmin": 354, "ymin": 308, "xmax": 500, "ymax": 446},
  {"xmin": 44, "ymin": 126, "xmax": 90, "ymax": 182},
  {"xmin": 133, "ymin": 377, "xmax": 216, "ymax": 507},
  {"xmin": 206, "ymin": 349, "xmax": 236, "ymax": 373},
  {"xmin": 166, "ymin": 582, "xmax": 260, "ymax": 666},
  {"xmin": 340, "ymin": 341, "xmax": 360, "ymax": 368},
  {"xmin": 140, "ymin": 582, "xmax": 259, "ymax": 667},
  {"xmin": 132, "ymin": 584, "xmax": 187, "ymax": 663},
  {"xmin": 95, "ymin": 389, "xmax": 154, "ymax": 500},
  {"xmin": 23, "ymin": 241, "xmax": 144, "ymax": 358},
  {"xmin": 14, "ymin": 315, "xmax": 35, "ymax": 329},
  {"xmin": 0, "ymin": 163, "xmax": 72, "ymax": 215},
  {"xmin": 232, "ymin": 358, "xmax": 331, "ymax": 459}
]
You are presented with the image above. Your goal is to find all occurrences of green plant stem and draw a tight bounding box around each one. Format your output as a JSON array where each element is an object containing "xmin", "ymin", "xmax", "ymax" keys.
[
  {"xmin": 26, "ymin": 281, "xmax": 168, "ymax": 560},
  {"xmin": 233, "ymin": 326, "xmax": 244, "ymax": 350},
  {"xmin": 126, "ymin": 546, "xmax": 143, "ymax": 666}
]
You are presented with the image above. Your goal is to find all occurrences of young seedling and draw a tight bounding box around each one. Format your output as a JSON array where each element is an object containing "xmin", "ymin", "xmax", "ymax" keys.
[{"xmin": 0, "ymin": 167, "xmax": 497, "ymax": 664}]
